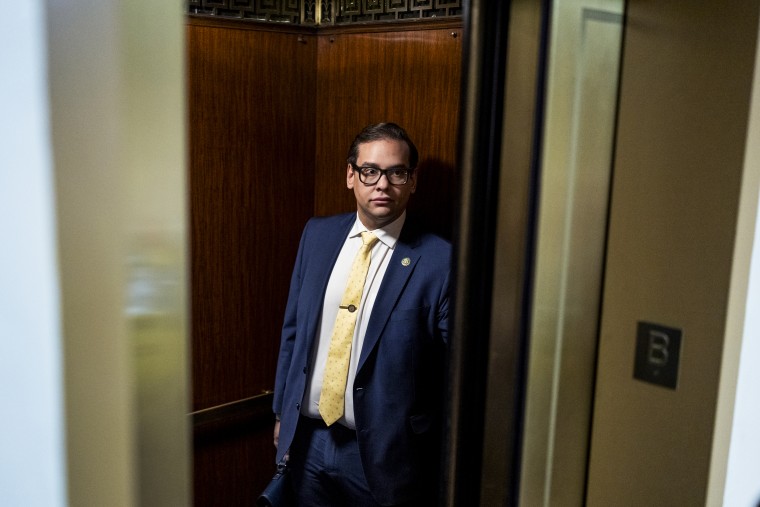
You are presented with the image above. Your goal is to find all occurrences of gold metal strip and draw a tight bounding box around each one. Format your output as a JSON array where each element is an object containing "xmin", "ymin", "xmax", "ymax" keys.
[{"xmin": 191, "ymin": 390, "xmax": 274, "ymax": 427}]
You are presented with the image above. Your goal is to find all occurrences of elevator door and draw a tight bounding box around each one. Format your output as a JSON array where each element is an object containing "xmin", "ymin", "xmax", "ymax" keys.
[{"xmin": 447, "ymin": 1, "xmax": 625, "ymax": 505}]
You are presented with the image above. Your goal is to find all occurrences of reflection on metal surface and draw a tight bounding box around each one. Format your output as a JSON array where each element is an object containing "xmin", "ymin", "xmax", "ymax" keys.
[
  {"xmin": 480, "ymin": 0, "xmax": 548, "ymax": 505},
  {"xmin": 450, "ymin": 0, "xmax": 625, "ymax": 504},
  {"xmin": 519, "ymin": 1, "xmax": 624, "ymax": 506},
  {"xmin": 446, "ymin": 0, "xmax": 512, "ymax": 506},
  {"xmin": 127, "ymin": 234, "xmax": 189, "ymax": 507},
  {"xmin": 123, "ymin": 3, "xmax": 190, "ymax": 503},
  {"xmin": 127, "ymin": 238, "xmax": 183, "ymax": 318}
]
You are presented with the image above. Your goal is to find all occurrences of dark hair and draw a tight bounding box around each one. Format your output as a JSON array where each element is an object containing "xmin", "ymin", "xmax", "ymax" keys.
[{"xmin": 346, "ymin": 122, "xmax": 419, "ymax": 169}]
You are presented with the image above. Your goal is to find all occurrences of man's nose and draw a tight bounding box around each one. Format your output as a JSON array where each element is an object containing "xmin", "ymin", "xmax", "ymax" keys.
[{"xmin": 374, "ymin": 172, "xmax": 390, "ymax": 188}]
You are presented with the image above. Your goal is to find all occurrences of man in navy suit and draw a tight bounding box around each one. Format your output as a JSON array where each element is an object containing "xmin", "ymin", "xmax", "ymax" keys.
[{"xmin": 272, "ymin": 123, "xmax": 451, "ymax": 506}]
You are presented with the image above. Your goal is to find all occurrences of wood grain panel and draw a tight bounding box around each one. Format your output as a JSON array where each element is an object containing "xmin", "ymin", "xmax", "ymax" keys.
[
  {"xmin": 192, "ymin": 395, "xmax": 276, "ymax": 506},
  {"xmin": 187, "ymin": 23, "xmax": 316, "ymax": 412},
  {"xmin": 315, "ymin": 26, "xmax": 463, "ymax": 239},
  {"xmin": 193, "ymin": 422, "xmax": 274, "ymax": 507}
]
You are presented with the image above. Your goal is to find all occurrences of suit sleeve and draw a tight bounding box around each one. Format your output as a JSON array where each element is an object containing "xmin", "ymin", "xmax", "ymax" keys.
[
  {"xmin": 436, "ymin": 267, "xmax": 451, "ymax": 346},
  {"xmin": 272, "ymin": 221, "xmax": 310, "ymax": 415}
]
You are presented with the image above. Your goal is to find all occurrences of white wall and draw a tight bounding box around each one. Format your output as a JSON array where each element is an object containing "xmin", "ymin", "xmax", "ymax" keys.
[
  {"xmin": 0, "ymin": 2, "xmax": 66, "ymax": 506},
  {"xmin": 723, "ymin": 200, "xmax": 760, "ymax": 505}
]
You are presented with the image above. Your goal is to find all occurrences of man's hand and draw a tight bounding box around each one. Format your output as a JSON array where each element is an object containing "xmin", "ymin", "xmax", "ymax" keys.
[{"xmin": 274, "ymin": 420, "xmax": 280, "ymax": 449}]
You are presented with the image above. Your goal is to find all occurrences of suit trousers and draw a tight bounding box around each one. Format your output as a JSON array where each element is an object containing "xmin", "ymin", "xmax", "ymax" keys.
[
  {"xmin": 289, "ymin": 416, "xmax": 424, "ymax": 507},
  {"xmin": 288, "ymin": 416, "xmax": 379, "ymax": 507}
]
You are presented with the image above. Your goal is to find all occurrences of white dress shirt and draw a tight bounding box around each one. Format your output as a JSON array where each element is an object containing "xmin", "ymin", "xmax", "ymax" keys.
[{"xmin": 302, "ymin": 211, "xmax": 406, "ymax": 428}]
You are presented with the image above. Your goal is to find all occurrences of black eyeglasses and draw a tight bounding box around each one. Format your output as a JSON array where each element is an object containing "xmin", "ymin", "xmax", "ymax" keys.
[{"xmin": 351, "ymin": 164, "xmax": 413, "ymax": 185}]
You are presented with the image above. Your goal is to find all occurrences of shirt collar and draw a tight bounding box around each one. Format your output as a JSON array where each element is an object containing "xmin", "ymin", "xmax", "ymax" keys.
[{"xmin": 350, "ymin": 211, "xmax": 406, "ymax": 249}]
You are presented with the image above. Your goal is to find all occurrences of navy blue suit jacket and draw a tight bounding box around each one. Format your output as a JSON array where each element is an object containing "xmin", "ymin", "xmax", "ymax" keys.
[{"xmin": 273, "ymin": 212, "xmax": 451, "ymax": 505}]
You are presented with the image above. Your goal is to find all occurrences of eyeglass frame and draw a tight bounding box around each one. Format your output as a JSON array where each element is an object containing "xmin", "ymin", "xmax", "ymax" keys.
[{"xmin": 350, "ymin": 163, "xmax": 415, "ymax": 186}]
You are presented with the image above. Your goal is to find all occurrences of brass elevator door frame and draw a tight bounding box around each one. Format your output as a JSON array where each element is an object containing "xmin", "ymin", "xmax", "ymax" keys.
[
  {"xmin": 519, "ymin": 2, "xmax": 624, "ymax": 506},
  {"xmin": 447, "ymin": 0, "xmax": 548, "ymax": 505},
  {"xmin": 447, "ymin": 0, "xmax": 624, "ymax": 505}
]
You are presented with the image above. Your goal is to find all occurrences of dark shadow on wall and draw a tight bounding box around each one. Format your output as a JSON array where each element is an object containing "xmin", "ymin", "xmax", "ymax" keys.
[{"xmin": 409, "ymin": 158, "xmax": 457, "ymax": 242}]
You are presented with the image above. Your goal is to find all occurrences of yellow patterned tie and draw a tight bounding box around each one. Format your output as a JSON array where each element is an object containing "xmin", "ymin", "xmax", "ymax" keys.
[{"xmin": 319, "ymin": 231, "xmax": 379, "ymax": 426}]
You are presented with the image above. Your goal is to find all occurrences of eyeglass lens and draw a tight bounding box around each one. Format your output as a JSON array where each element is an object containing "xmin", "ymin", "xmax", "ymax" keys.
[{"xmin": 356, "ymin": 166, "xmax": 409, "ymax": 185}]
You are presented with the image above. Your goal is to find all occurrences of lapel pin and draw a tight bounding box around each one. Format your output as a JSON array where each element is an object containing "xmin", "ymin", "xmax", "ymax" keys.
[{"xmin": 401, "ymin": 257, "xmax": 411, "ymax": 266}]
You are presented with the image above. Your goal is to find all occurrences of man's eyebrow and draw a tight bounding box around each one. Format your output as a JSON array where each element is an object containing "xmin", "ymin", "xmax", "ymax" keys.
[{"xmin": 357, "ymin": 163, "xmax": 409, "ymax": 170}]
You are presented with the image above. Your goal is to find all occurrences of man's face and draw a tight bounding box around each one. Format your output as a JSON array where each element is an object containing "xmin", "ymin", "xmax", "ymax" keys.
[{"xmin": 347, "ymin": 139, "xmax": 417, "ymax": 230}]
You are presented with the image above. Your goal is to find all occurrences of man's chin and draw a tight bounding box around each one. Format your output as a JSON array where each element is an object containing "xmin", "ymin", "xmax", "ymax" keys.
[{"xmin": 361, "ymin": 210, "xmax": 400, "ymax": 229}]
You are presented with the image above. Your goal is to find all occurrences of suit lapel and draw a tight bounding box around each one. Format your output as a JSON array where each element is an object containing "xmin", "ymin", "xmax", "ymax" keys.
[
  {"xmin": 303, "ymin": 214, "xmax": 354, "ymax": 352},
  {"xmin": 357, "ymin": 225, "xmax": 421, "ymax": 371}
]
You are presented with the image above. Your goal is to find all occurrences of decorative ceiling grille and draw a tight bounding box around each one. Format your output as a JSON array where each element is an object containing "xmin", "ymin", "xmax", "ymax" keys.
[{"xmin": 188, "ymin": 0, "xmax": 461, "ymax": 25}]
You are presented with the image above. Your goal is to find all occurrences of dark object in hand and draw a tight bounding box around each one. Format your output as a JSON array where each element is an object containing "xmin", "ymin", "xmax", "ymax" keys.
[{"xmin": 257, "ymin": 460, "xmax": 293, "ymax": 507}]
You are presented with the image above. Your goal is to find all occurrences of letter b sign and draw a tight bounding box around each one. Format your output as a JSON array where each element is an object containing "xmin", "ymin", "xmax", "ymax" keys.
[{"xmin": 634, "ymin": 322, "xmax": 682, "ymax": 389}]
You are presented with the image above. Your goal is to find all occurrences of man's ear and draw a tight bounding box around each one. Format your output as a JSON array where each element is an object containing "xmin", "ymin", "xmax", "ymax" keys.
[
  {"xmin": 410, "ymin": 170, "xmax": 417, "ymax": 193},
  {"xmin": 346, "ymin": 164, "xmax": 355, "ymax": 189}
]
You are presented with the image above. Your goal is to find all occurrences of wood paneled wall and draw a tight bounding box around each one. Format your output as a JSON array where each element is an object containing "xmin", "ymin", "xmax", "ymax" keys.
[
  {"xmin": 188, "ymin": 20, "xmax": 316, "ymax": 410},
  {"xmin": 187, "ymin": 20, "xmax": 317, "ymax": 504},
  {"xmin": 187, "ymin": 16, "xmax": 461, "ymax": 506}
]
